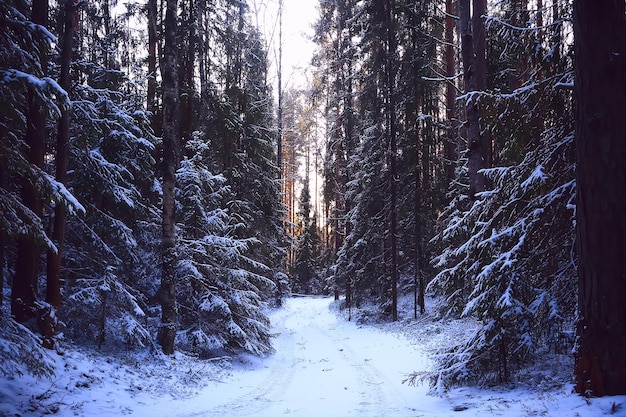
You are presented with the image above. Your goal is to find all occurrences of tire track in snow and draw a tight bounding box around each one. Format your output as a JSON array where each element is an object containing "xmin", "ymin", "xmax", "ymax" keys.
[
  {"xmin": 315, "ymin": 312, "xmax": 410, "ymax": 416},
  {"xmin": 183, "ymin": 297, "xmax": 421, "ymax": 417},
  {"xmin": 182, "ymin": 306, "xmax": 298, "ymax": 417}
]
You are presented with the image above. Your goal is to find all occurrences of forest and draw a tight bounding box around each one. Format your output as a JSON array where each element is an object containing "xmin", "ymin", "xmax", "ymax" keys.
[{"xmin": 1, "ymin": 0, "xmax": 625, "ymax": 401}]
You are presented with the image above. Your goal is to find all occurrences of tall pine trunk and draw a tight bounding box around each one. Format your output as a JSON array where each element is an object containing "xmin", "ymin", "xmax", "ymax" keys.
[
  {"xmin": 147, "ymin": 0, "xmax": 158, "ymax": 132},
  {"xmin": 0, "ymin": 162, "xmax": 5, "ymax": 310},
  {"xmin": 460, "ymin": 0, "xmax": 488, "ymax": 198},
  {"xmin": 573, "ymin": 0, "xmax": 626, "ymax": 396},
  {"xmin": 386, "ymin": 0, "xmax": 398, "ymax": 321},
  {"xmin": 46, "ymin": 0, "xmax": 75, "ymax": 310},
  {"xmin": 472, "ymin": 0, "xmax": 489, "ymax": 173},
  {"xmin": 12, "ymin": 0, "xmax": 48, "ymax": 325},
  {"xmin": 277, "ymin": 0, "xmax": 283, "ymax": 182},
  {"xmin": 444, "ymin": 0, "xmax": 457, "ymax": 184},
  {"xmin": 158, "ymin": 0, "xmax": 180, "ymax": 355}
]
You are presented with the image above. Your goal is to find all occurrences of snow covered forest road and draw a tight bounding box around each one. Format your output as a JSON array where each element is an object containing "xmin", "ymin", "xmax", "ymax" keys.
[
  {"xmin": 3, "ymin": 296, "xmax": 623, "ymax": 417},
  {"xmin": 184, "ymin": 296, "xmax": 428, "ymax": 417}
]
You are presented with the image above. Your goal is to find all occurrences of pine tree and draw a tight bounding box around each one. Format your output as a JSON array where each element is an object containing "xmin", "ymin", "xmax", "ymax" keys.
[
  {"xmin": 573, "ymin": 0, "xmax": 626, "ymax": 396},
  {"xmin": 1, "ymin": 0, "xmax": 83, "ymax": 361},
  {"xmin": 46, "ymin": 0, "xmax": 78, "ymax": 319},
  {"xmin": 1, "ymin": 0, "xmax": 82, "ymax": 335},
  {"xmin": 12, "ymin": 0, "xmax": 50, "ymax": 328},
  {"xmin": 158, "ymin": 0, "xmax": 180, "ymax": 355},
  {"xmin": 51, "ymin": 0, "xmax": 158, "ymax": 349}
]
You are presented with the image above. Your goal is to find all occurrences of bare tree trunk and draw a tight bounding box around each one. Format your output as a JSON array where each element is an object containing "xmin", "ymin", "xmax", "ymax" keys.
[
  {"xmin": 178, "ymin": 0, "xmax": 197, "ymax": 149},
  {"xmin": 460, "ymin": 0, "xmax": 488, "ymax": 198},
  {"xmin": 46, "ymin": 0, "xmax": 76, "ymax": 311},
  {"xmin": 573, "ymin": 0, "xmax": 626, "ymax": 396},
  {"xmin": 444, "ymin": 0, "xmax": 457, "ymax": 183},
  {"xmin": 97, "ymin": 288, "xmax": 107, "ymax": 350},
  {"xmin": 0, "ymin": 163, "xmax": 5, "ymax": 310},
  {"xmin": 414, "ymin": 140, "xmax": 424, "ymax": 317},
  {"xmin": 277, "ymin": 0, "xmax": 283, "ymax": 181},
  {"xmin": 386, "ymin": 0, "xmax": 398, "ymax": 322},
  {"xmin": 12, "ymin": 0, "xmax": 48, "ymax": 325},
  {"xmin": 147, "ymin": 0, "xmax": 158, "ymax": 131},
  {"xmin": 158, "ymin": 0, "xmax": 180, "ymax": 355},
  {"xmin": 473, "ymin": 0, "xmax": 490, "ymax": 175}
]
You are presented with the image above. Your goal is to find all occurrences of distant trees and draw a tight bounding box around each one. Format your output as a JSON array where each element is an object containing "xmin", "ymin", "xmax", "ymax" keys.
[
  {"xmin": 313, "ymin": 0, "xmax": 442, "ymax": 319},
  {"xmin": 293, "ymin": 152, "xmax": 323, "ymax": 294}
]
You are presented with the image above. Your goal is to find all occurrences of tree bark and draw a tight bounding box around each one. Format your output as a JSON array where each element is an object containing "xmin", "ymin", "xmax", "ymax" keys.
[
  {"xmin": 277, "ymin": 0, "xmax": 283, "ymax": 181},
  {"xmin": 386, "ymin": 0, "xmax": 398, "ymax": 322},
  {"xmin": 460, "ymin": 0, "xmax": 488, "ymax": 198},
  {"xmin": 0, "ymin": 163, "xmax": 5, "ymax": 310},
  {"xmin": 147, "ymin": 0, "xmax": 158, "ymax": 131},
  {"xmin": 414, "ymin": 140, "xmax": 424, "ymax": 317},
  {"xmin": 444, "ymin": 0, "xmax": 457, "ymax": 183},
  {"xmin": 12, "ymin": 0, "xmax": 48, "ymax": 324},
  {"xmin": 179, "ymin": 0, "xmax": 196, "ymax": 148},
  {"xmin": 573, "ymin": 0, "xmax": 626, "ymax": 396},
  {"xmin": 472, "ymin": 0, "xmax": 490, "ymax": 176},
  {"xmin": 46, "ymin": 0, "xmax": 75, "ymax": 310},
  {"xmin": 158, "ymin": 0, "xmax": 180, "ymax": 355}
]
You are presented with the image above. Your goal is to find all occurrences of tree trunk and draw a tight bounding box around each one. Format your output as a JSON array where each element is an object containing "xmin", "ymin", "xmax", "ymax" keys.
[
  {"xmin": 414, "ymin": 139, "xmax": 424, "ymax": 318},
  {"xmin": 147, "ymin": 0, "xmax": 158, "ymax": 131},
  {"xmin": 12, "ymin": 0, "xmax": 48, "ymax": 325},
  {"xmin": 339, "ymin": 0, "xmax": 355, "ymax": 318},
  {"xmin": 0, "ymin": 163, "xmax": 5, "ymax": 310},
  {"xmin": 460, "ymin": 0, "xmax": 487, "ymax": 198},
  {"xmin": 444, "ymin": 0, "xmax": 457, "ymax": 183},
  {"xmin": 472, "ymin": 0, "xmax": 490, "ymax": 173},
  {"xmin": 386, "ymin": 0, "xmax": 398, "ymax": 322},
  {"xmin": 46, "ymin": 0, "xmax": 75, "ymax": 310},
  {"xmin": 573, "ymin": 0, "xmax": 626, "ymax": 397},
  {"xmin": 158, "ymin": 0, "xmax": 180, "ymax": 355},
  {"xmin": 277, "ymin": 0, "xmax": 283, "ymax": 181},
  {"xmin": 179, "ymin": 0, "xmax": 196, "ymax": 148}
]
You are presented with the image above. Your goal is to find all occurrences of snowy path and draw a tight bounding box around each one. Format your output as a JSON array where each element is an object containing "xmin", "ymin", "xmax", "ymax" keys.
[
  {"xmin": 180, "ymin": 296, "xmax": 431, "ymax": 417},
  {"xmin": 4, "ymin": 296, "xmax": 623, "ymax": 417}
]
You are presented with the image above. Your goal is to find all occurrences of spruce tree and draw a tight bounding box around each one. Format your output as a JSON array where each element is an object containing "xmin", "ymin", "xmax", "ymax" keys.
[{"xmin": 425, "ymin": 0, "xmax": 576, "ymax": 389}]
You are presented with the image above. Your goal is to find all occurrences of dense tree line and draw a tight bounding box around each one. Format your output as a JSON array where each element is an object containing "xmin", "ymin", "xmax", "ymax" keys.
[
  {"xmin": 1, "ymin": 0, "xmax": 285, "ymax": 370},
  {"xmin": 310, "ymin": 0, "xmax": 625, "ymax": 395},
  {"xmin": 2, "ymin": 0, "xmax": 625, "ymax": 397}
]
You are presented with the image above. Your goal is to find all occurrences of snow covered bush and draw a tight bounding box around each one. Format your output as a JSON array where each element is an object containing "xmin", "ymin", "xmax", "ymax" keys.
[
  {"xmin": 175, "ymin": 138, "xmax": 275, "ymax": 357},
  {"xmin": 61, "ymin": 269, "xmax": 151, "ymax": 349},
  {"xmin": 0, "ymin": 313, "xmax": 55, "ymax": 378}
]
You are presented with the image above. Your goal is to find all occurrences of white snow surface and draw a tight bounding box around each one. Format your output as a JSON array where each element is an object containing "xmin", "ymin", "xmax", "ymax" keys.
[{"xmin": 1, "ymin": 296, "xmax": 625, "ymax": 417}]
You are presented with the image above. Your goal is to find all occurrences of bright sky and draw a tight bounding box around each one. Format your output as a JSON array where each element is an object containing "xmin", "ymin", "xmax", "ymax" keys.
[
  {"xmin": 252, "ymin": 0, "xmax": 322, "ymax": 216},
  {"xmin": 252, "ymin": 0, "xmax": 319, "ymax": 91}
]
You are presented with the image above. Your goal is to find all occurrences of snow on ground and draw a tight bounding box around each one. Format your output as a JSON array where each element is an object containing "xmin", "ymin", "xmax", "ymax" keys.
[{"xmin": 1, "ymin": 296, "xmax": 625, "ymax": 417}]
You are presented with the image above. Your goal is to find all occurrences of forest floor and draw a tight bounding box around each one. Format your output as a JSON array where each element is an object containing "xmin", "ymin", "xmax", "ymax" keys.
[{"xmin": 1, "ymin": 296, "xmax": 625, "ymax": 417}]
